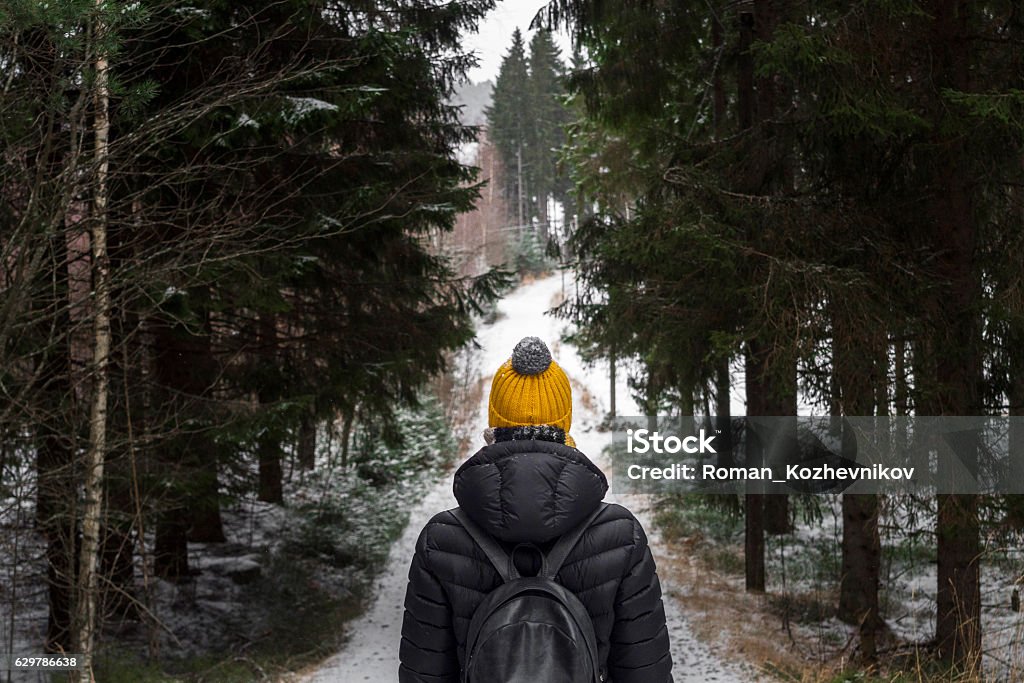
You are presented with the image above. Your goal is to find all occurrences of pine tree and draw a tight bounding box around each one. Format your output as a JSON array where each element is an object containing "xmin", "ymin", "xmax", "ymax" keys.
[
  {"xmin": 525, "ymin": 30, "xmax": 569, "ymax": 238},
  {"xmin": 487, "ymin": 28, "xmax": 531, "ymax": 227}
]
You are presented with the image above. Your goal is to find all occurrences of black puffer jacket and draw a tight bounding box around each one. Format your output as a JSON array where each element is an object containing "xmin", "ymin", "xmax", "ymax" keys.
[{"xmin": 399, "ymin": 438, "xmax": 673, "ymax": 682}]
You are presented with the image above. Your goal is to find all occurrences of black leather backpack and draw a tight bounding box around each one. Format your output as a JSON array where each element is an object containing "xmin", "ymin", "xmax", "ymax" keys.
[{"xmin": 452, "ymin": 503, "xmax": 608, "ymax": 683}]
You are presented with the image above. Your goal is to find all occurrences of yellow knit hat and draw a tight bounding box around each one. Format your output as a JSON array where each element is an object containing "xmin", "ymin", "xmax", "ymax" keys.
[{"xmin": 488, "ymin": 337, "xmax": 575, "ymax": 448}]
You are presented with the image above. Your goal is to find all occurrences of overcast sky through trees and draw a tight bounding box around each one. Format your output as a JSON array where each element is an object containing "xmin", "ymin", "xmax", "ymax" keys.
[{"xmin": 465, "ymin": 0, "xmax": 573, "ymax": 83}]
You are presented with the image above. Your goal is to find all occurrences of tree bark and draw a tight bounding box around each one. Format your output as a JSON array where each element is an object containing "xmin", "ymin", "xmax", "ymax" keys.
[
  {"xmin": 737, "ymin": 5, "xmax": 766, "ymax": 592},
  {"xmin": 258, "ymin": 425, "xmax": 284, "ymax": 502},
  {"xmin": 744, "ymin": 342, "xmax": 766, "ymax": 592},
  {"xmin": 340, "ymin": 410, "xmax": 354, "ymax": 469},
  {"xmin": 839, "ymin": 492, "xmax": 881, "ymax": 658},
  {"xmin": 186, "ymin": 312, "xmax": 225, "ymax": 543},
  {"xmin": 153, "ymin": 509, "xmax": 190, "ymax": 580},
  {"xmin": 36, "ymin": 234, "xmax": 78, "ymax": 653},
  {"xmin": 257, "ymin": 310, "xmax": 284, "ymax": 503},
  {"xmin": 297, "ymin": 409, "xmax": 316, "ymax": 470},
  {"xmin": 927, "ymin": 1, "xmax": 981, "ymax": 671},
  {"xmin": 152, "ymin": 304, "xmax": 224, "ymax": 564},
  {"xmin": 763, "ymin": 366, "xmax": 796, "ymax": 535},
  {"xmin": 609, "ymin": 351, "xmax": 617, "ymax": 419},
  {"xmin": 72, "ymin": 8, "xmax": 112, "ymax": 675},
  {"xmin": 750, "ymin": 0, "xmax": 793, "ymax": 538},
  {"xmin": 832, "ymin": 311, "xmax": 884, "ymax": 660},
  {"xmin": 98, "ymin": 221, "xmax": 139, "ymax": 619},
  {"xmin": 187, "ymin": 455, "xmax": 226, "ymax": 543}
]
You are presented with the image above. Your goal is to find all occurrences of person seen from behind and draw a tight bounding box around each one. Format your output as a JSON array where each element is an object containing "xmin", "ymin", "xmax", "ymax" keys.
[{"xmin": 399, "ymin": 336, "xmax": 673, "ymax": 682}]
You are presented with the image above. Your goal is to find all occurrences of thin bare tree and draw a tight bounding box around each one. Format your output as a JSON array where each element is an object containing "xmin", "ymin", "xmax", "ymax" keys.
[{"xmin": 72, "ymin": 3, "xmax": 112, "ymax": 678}]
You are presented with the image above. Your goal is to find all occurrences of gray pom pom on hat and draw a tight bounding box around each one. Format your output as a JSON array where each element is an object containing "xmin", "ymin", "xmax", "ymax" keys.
[{"xmin": 510, "ymin": 336, "xmax": 552, "ymax": 375}]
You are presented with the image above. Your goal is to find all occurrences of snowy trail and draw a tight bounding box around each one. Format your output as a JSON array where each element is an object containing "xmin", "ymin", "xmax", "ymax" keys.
[{"xmin": 303, "ymin": 275, "xmax": 754, "ymax": 683}]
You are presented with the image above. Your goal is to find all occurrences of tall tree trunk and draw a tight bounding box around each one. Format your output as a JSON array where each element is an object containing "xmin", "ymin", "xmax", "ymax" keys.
[
  {"xmin": 839, "ymin": 487, "xmax": 881, "ymax": 660},
  {"xmin": 763, "ymin": 361, "xmax": 796, "ymax": 535},
  {"xmin": 752, "ymin": 0, "xmax": 793, "ymax": 538},
  {"xmin": 833, "ymin": 314, "xmax": 883, "ymax": 660},
  {"xmin": 37, "ymin": 236, "xmax": 77, "ymax": 653},
  {"xmin": 340, "ymin": 410, "xmax": 353, "ymax": 469},
  {"xmin": 188, "ymin": 482, "xmax": 225, "ymax": 542},
  {"xmin": 257, "ymin": 310, "xmax": 284, "ymax": 503},
  {"xmin": 153, "ymin": 502, "xmax": 189, "ymax": 579},
  {"xmin": 929, "ymin": 1, "xmax": 981, "ymax": 671},
  {"xmin": 188, "ymin": 453, "xmax": 226, "ymax": 542},
  {"xmin": 744, "ymin": 342, "xmax": 767, "ymax": 592},
  {"xmin": 257, "ymin": 419, "xmax": 284, "ymax": 502},
  {"xmin": 708, "ymin": 5, "xmax": 738, "ymax": 516},
  {"xmin": 516, "ymin": 144, "xmax": 524, "ymax": 229},
  {"xmin": 151, "ymin": 313, "xmax": 190, "ymax": 578},
  {"xmin": 609, "ymin": 351, "xmax": 617, "ymax": 419},
  {"xmin": 153, "ymin": 305, "xmax": 223, "ymax": 569},
  {"xmin": 737, "ymin": 4, "xmax": 765, "ymax": 592},
  {"xmin": 72, "ymin": 11, "xmax": 112, "ymax": 676},
  {"xmin": 98, "ymin": 214, "xmax": 139, "ymax": 620},
  {"xmin": 538, "ymin": 193, "xmax": 549, "ymax": 244},
  {"xmin": 186, "ymin": 311, "xmax": 225, "ymax": 543},
  {"xmin": 297, "ymin": 409, "xmax": 316, "ymax": 470}
]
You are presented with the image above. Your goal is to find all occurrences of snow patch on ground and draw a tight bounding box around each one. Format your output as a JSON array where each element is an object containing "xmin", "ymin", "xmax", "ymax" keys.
[{"xmin": 0, "ymin": 400, "xmax": 455, "ymax": 681}]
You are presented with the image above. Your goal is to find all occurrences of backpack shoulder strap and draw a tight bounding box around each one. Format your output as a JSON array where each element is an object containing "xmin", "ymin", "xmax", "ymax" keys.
[
  {"xmin": 543, "ymin": 502, "xmax": 608, "ymax": 580},
  {"xmin": 450, "ymin": 507, "xmax": 516, "ymax": 582}
]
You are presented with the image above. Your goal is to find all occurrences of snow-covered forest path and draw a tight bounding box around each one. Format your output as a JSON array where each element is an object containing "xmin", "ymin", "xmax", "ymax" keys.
[{"xmin": 303, "ymin": 274, "xmax": 755, "ymax": 683}]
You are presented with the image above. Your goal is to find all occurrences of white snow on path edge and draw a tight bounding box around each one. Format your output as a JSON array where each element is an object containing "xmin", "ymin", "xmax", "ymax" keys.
[{"xmin": 299, "ymin": 274, "xmax": 757, "ymax": 683}]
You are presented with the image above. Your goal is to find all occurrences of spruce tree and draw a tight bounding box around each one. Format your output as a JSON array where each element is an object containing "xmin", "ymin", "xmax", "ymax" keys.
[
  {"xmin": 525, "ymin": 30, "xmax": 570, "ymax": 238},
  {"xmin": 487, "ymin": 28, "xmax": 531, "ymax": 227}
]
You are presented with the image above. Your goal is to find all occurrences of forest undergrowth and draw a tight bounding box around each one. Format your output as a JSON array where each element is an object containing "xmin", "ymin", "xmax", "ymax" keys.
[
  {"xmin": 652, "ymin": 494, "xmax": 1024, "ymax": 683},
  {"xmin": 1, "ymin": 361, "xmax": 479, "ymax": 683}
]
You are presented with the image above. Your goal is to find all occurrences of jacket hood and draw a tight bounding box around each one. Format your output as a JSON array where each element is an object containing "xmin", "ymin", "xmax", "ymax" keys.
[{"xmin": 453, "ymin": 439, "xmax": 608, "ymax": 544}]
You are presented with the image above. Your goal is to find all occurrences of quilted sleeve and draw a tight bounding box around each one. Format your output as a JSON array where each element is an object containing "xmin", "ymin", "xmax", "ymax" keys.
[
  {"xmin": 608, "ymin": 519, "xmax": 673, "ymax": 683},
  {"xmin": 398, "ymin": 525, "xmax": 459, "ymax": 683}
]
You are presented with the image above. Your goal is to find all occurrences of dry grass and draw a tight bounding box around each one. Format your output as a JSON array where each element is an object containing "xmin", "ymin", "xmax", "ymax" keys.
[
  {"xmin": 570, "ymin": 377, "xmax": 598, "ymax": 414},
  {"xmin": 449, "ymin": 376, "xmax": 489, "ymax": 458},
  {"xmin": 654, "ymin": 539, "xmax": 816, "ymax": 679},
  {"xmin": 433, "ymin": 347, "xmax": 489, "ymax": 459},
  {"xmin": 651, "ymin": 513, "xmax": 1016, "ymax": 683},
  {"xmin": 520, "ymin": 270, "xmax": 554, "ymax": 287}
]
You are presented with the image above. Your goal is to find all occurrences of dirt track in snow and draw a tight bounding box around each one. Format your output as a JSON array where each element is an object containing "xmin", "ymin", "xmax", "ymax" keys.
[{"xmin": 301, "ymin": 274, "xmax": 758, "ymax": 683}]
